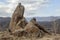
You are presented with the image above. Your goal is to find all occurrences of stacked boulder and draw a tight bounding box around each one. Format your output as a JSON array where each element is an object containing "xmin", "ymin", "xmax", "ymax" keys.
[
  {"xmin": 9, "ymin": 3, "xmax": 51, "ymax": 37},
  {"xmin": 24, "ymin": 18, "xmax": 41, "ymax": 37}
]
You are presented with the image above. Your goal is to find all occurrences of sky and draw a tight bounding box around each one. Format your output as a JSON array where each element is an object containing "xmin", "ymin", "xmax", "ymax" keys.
[{"xmin": 0, "ymin": 0, "xmax": 60, "ymax": 17}]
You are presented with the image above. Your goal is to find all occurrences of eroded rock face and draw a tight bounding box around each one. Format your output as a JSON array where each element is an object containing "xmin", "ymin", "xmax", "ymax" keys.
[
  {"xmin": 24, "ymin": 18, "xmax": 41, "ymax": 37},
  {"xmin": 9, "ymin": 3, "xmax": 51, "ymax": 37},
  {"xmin": 16, "ymin": 17, "xmax": 27, "ymax": 28},
  {"xmin": 9, "ymin": 3, "xmax": 27, "ymax": 32},
  {"xmin": 30, "ymin": 18, "xmax": 51, "ymax": 35},
  {"xmin": 24, "ymin": 22, "xmax": 40, "ymax": 37},
  {"xmin": 24, "ymin": 18, "xmax": 51, "ymax": 37}
]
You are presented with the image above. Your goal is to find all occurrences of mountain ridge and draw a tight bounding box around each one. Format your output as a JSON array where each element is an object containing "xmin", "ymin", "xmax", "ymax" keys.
[{"xmin": 0, "ymin": 16, "xmax": 60, "ymax": 22}]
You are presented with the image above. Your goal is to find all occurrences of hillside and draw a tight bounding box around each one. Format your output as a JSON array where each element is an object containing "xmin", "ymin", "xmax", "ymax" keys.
[{"xmin": 0, "ymin": 17, "xmax": 60, "ymax": 34}]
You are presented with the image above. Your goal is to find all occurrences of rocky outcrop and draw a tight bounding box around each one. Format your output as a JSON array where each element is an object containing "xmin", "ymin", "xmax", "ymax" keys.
[
  {"xmin": 24, "ymin": 21, "xmax": 41, "ymax": 37},
  {"xmin": 9, "ymin": 3, "xmax": 51, "ymax": 37},
  {"xmin": 9, "ymin": 3, "xmax": 27, "ymax": 32},
  {"xmin": 24, "ymin": 18, "xmax": 51, "ymax": 37},
  {"xmin": 30, "ymin": 18, "xmax": 51, "ymax": 35}
]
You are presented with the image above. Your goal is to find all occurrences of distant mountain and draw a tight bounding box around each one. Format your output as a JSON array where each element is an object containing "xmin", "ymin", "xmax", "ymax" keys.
[
  {"xmin": 0, "ymin": 17, "xmax": 10, "ymax": 31},
  {"xmin": 0, "ymin": 16, "xmax": 60, "ymax": 32},
  {"xmin": 26, "ymin": 16, "xmax": 60, "ymax": 22},
  {"xmin": 0, "ymin": 17, "xmax": 10, "ymax": 22},
  {"xmin": 0, "ymin": 16, "xmax": 60, "ymax": 22}
]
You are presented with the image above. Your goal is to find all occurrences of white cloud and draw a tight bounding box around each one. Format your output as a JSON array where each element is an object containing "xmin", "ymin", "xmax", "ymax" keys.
[
  {"xmin": 0, "ymin": 0, "xmax": 18, "ymax": 14},
  {"xmin": 22, "ymin": 0, "xmax": 49, "ymax": 11},
  {"xmin": 0, "ymin": 0, "xmax": 50, "ymax": 17},
  {"xmin": 22, "ymin": 0, "xmax": 50, "ymax": 17}
]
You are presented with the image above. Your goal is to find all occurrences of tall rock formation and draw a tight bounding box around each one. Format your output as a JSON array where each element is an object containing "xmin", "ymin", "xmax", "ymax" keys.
[
  {"xmin": 9, "ymin": 3, "xmax": 27, "ymax": 32},
  {"xmin": 9, "ymin": 3, "xmax": 51, "ymax": 37}
]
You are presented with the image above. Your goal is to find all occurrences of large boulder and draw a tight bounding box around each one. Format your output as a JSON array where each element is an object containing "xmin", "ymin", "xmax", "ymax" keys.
[
  {"xmin": 24, "ymin": 22, "xmax": 40, "ymax": 37},
  {"xmin": 24, "ymin": 18, "xmax": 44, "ymax": 37},
  {"xmin": 30, "ymin": 18, "xmax": 51, "ymax": 35},
  {"xmin": 24, "ymin": 18, "xmax": 51, "ymax": 37},
  {"xmin": 9, "ymin": 3, "xmax": 27, "ymax": 32}
]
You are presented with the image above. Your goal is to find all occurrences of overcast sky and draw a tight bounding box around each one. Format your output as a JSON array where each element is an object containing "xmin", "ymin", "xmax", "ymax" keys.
[{"xmin": 0, "ymin": 0, "xmax": 60, "ymax": 17}]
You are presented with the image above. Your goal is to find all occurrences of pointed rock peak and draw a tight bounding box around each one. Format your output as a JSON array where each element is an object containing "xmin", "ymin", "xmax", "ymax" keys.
[
  {"xmin": 30, "ymin": 18, "xmax": 37, "ymax": 24},
  {"xmin": 31, "ymin": 18, "xmax": 36, "ymax": 21},
  {"xmin": 17, "ymin": 3, "xmax": 24, "ymax": 8},
  {"xmin": 9, "ymin": 3, "xmax": 25, "ymax": 32},
  {"xmin": 13, "ymin": 3, "xmax": 25, "ymax": 17},
  {"xmin": 19, "ymin": 3, "xmax": 21, "ymax": 6},
  {"xmin": 18, "ymin": 3, "xmax": 22, "ymax": 7}
]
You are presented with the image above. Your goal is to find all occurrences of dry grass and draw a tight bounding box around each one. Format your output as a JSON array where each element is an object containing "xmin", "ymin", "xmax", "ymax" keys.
[{"xmin": 0, "ymin": 31, "xmax": 60, "ymax": 40}]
